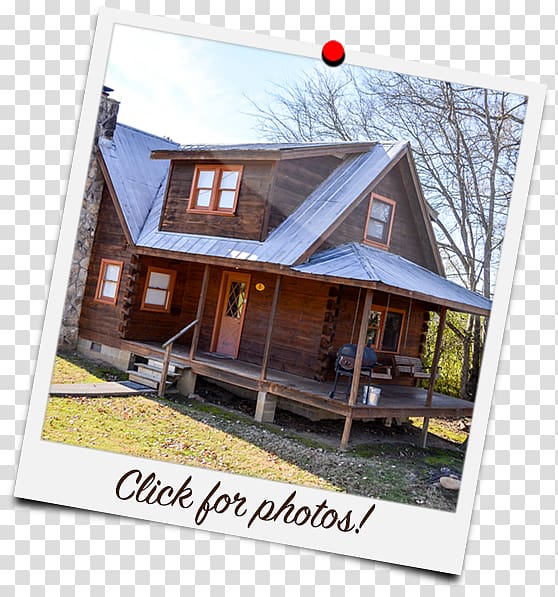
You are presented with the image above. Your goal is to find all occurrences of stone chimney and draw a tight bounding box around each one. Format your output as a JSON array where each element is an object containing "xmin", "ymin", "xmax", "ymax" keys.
[
  {"xmin": 96, "ymin": 86, "xmax": 119, "ymax": 140},
  {"xmin": 58, "ymin": 88, "xmax": 120, "ymax": 349}
]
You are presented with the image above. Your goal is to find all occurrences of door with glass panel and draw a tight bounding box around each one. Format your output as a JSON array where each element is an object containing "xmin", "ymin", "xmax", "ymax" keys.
[{"xmin": 212, "ymin": 272, "xmax": 251, "ymax": 357}]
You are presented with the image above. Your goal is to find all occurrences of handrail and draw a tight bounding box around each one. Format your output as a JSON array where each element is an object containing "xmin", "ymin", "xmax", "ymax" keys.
[
  {"xmin": 162, "ymin": 319, "xmax": 199, "ymax": 349},
  {"xmin": 158, "ymin": 319, "xmax": 199, "ymax": 397}
]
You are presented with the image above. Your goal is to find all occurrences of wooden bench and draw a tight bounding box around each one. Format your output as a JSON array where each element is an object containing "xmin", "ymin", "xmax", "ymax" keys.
[
  {"xmin": 392, "ymin": 355, "xmax": 440, "ymax": 380},
  {"xmin": 370, "ymin": 364, "xmax": 392, "ymax": 380}
]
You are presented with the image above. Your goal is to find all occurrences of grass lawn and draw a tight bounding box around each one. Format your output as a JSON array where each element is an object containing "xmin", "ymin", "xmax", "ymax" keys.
[
  {"xmin": 52, "ymin": 351, "xmax": 127, "ymax": 384},
  {"xmin": 43, "ymin": 352, "xmax": 467, "ymax": 511}
]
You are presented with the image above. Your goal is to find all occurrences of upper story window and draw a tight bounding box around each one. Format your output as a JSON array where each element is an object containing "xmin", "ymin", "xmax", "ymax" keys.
[
  {"xmin": 188, "ymin": 165, "xmax": 243, "ymax": 214},
  {"xmin": 141, "ymin": 266, "xmax": 177, "ymax": 313},
  {"xmin": 365, "ymin": 194, "xmax": 396, "ymax": 248},
  {"xmin": 95, "ymin": 259, "xmax": 123, "ymax": 305}
]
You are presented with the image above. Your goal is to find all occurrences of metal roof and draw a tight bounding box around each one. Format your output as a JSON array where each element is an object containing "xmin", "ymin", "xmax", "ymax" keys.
[
  {"xmin": 103, "ymin": 126, "xmax": 490, "ymax": 314},
  {"xmin": 151, "ymin": 141, "xmax": 376, "ymax": 161},
  {"xmin": 256, "ymin": 142, "xmax": 407, "ymax": 264},
  {"xmin": 137, "ymin": 180, "xmax": 262, "ymax": 260},
  {"xmin": 138, "ymin": 141, "xmax": 408, "ymax": 266},
  {"xmin": 176, "ymin": 142, "xmax": 373, "ymax": 151},
  {"xmin": 98, "ymin": 124, "xmax": 179, "ymax": 241},
  {"xmin": 293, "ymin": 242, "xmax": 492, "ymax": 313}
]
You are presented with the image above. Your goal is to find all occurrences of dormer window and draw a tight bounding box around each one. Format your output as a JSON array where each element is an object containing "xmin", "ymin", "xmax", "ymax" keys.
[
  {"xmin": 365, "ymin": 194, "xmax": 396, "ymax": 248},
  {"xmin": 188, "ymin": 165, "xmax": 243, "ymax": 215}
]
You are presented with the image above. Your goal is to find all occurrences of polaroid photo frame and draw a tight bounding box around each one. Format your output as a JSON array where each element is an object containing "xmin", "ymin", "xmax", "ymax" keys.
[{"xmin": 15, "ymin": 8, "xmax": 544, "ymax": 574}]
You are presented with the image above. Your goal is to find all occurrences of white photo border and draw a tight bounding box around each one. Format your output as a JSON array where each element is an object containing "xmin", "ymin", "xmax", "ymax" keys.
[{"xmin": 14, "ymin": 7, "xmax": 545, "ymax": 574}]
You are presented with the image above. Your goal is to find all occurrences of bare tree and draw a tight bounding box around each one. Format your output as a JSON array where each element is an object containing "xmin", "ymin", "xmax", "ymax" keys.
[{"xmin": 247, "ymin": 67, "xmax": 526, "ymax": 399}]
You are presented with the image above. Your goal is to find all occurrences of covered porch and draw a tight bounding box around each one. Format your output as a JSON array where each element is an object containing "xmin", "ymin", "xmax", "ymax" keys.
[
  {"xmin": 122, "ymin": 339, "xmax": 474, "ymax": 445},
  {"xmin": 118, "ymin": 248, "xmax": 491, "ymax": 448}
]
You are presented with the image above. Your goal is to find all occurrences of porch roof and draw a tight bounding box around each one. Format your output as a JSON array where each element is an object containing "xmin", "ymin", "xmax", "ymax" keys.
[{"xmin": 293, "ymin": 242, "xmax": 492, "ymax": 315}]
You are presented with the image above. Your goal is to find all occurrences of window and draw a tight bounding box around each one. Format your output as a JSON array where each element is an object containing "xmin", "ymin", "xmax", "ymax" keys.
[
  {"xmin": 141, "ymin": 267, "xmax": 177, "ymax": 313},
  {"xmin": 188, "ymin": 165, "xmax": 243, "ymax": 214},
  {"xmin": 366, "ymin": 306, "xmax": 406, "ymax": 353},
  {"xmin": 365, "ymin": 194, "xmax": 396, "ymax": 247},
  {"xmin": 95, "ymin": 259, "xmax": 123, "ymax": 305}
]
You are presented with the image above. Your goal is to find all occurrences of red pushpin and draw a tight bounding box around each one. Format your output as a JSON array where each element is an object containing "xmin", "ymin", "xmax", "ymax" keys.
[{"xmin": 322, "ymin": 40, "xmax": 345, "ymax": 67}]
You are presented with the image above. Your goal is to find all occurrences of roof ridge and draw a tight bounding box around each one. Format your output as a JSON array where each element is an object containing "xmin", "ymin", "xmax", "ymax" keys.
[
  {"xmin": 349, "ymin": 242, "xmax": 380, "ymax": 281},
  {"xmin": 263, "ymin": 151, "xmax": 366, "ymax": 246},
  {"xmin": 116, "ymin": 122, "xmax": 180, "ymax": 146}
]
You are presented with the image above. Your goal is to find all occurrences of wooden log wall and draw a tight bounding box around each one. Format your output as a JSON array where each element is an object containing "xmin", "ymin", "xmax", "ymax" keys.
[
  {"xmin": 160, "ymin": 160, "xmax": 275, "ymax": 240},
  {"xmin": 78, "ymin": 187, "xmax": 132, "ymax": 348},
  {"xmin": 124, "ymin": 258, "xmax": 203, "ymax": 344},
  {"xmin": 320, "ymin": 162, "xmax": 438, "ymax": 272},
  {"xmin": 315, "ymin": 285, "xmax": 342, "ymax": 381},
  {"xmin": 265, "ymin": 155, "xmax": 343, "ymax": 235},
  {"xmin": 118, "ymin": 254, "xmax": 140, "ymax": 337},
  {"xmin": 266, "ymin": 276, "xmax": 332, "ymax": 378},
  {"xmin": 234, "ymin": 271, "xmax": 282, "ymax": 365}
]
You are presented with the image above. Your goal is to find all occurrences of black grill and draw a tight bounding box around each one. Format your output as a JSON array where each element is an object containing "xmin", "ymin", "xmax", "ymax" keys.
[{"xmin": 329, "ymin": 343, "xmax": 378, "ymax": 400}]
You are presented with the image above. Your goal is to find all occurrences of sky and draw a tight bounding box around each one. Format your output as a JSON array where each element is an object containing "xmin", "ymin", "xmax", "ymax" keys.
[{"xmin": 104, "ymin": 24, "xmax": 326, "ymax": 144}]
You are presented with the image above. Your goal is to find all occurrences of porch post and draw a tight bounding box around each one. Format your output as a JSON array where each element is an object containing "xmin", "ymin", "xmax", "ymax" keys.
[
  {"xmin": 421, "ymin": 306, "xmax": 448, "ymax": 447},
  {"xmin": 189, "ymin": 264, "xmax": 210, "ymax": 361},
  {"xmin": 340, "ymin": 288, "xmax": 374, "ymax": 450},
  {"xmin": 259, "ymin": 274, "xmax": 282, "ymax": 381},
  {"xmin": 426, "ymin": 306, "xmax": 447, "ymax": 406}
]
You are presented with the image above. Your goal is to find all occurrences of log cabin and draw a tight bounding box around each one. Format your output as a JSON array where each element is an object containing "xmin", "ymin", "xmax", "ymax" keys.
[{"xmin": 69, "ymin": 105, "xmax": 491, "ymax": 448}]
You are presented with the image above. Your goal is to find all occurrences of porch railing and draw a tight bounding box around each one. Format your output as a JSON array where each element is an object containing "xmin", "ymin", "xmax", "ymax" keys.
[{"xmin": 158, "ymin": 319, "xmax": 199, "ymax": 396}]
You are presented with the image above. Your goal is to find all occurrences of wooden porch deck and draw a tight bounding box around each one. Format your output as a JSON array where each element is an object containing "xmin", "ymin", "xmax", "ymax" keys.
[{"xmin": 122, "ymin": 339, "xmax": 474, "ymax": 420}]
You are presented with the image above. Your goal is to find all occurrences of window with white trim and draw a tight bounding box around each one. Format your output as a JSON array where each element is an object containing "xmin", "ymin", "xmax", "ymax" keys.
[
  {"xmin": 188, "ymin": 165, "xmax": 243, "ymax": 214},
  {"xmin": 95, "ymin": 259, "xmax": 123, "ymax": 305},
  {"xmin": 365, "ymin": 194, "xmax": 396, "ymax": 247},
  {"xmin": 141, "ymin": 267, "xmax": 176, "ymax": 313}
]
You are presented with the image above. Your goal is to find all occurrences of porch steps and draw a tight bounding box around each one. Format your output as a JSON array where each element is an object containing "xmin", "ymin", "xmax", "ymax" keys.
[{"xmin": 127, "ymin": 357, "xmax": 190, "ymax": 391}]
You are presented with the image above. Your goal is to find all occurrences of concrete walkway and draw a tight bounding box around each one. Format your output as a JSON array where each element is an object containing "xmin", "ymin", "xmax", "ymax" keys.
[{"xmin": 49, "ymin": 380, "xmax": 156, "ymax": 397}]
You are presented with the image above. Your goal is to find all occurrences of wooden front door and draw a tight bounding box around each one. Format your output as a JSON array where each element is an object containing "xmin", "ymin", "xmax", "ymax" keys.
[{"xmin": 212, "ymin": 271, "xmax": 251, "ymax": 358}]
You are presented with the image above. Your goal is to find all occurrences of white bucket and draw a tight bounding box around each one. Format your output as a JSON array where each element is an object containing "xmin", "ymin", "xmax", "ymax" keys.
[{"xmin": 363, "ymin": 385, "xmax": 381, "ymax": 406}]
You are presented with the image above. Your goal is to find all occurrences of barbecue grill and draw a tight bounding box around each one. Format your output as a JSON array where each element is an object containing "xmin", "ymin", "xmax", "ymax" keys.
[{"xmin": 328, "ymin": 343, "xmax": 378, "ymax": 400}]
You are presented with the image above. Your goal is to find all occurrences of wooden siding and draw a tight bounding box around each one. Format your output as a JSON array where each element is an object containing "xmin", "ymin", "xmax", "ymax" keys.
[
  {"xmin": 125, "ymin": 258, "xmax": 203, "ymax": 344},
  {"xmin": 267, "ymin": 277, "xmax": 331, "ymax": 378},
  {"xmin": 123, "ymin": 259, "xmax": 332, "ymax": 381},
  {"xmin": 320, "ymin": 162, "xmax": 438, "ymax": 271},
  {"xmin": 160, "ymin": 160, "xmax": 275, "ymax": 240},
  {"xmin": 78, "ymin": 187, "xmax": 132, "ymax": 348},
  {"xmin": 198, "ymin": 269, "xmax": 331, "ymax": 379},
  {"xmin": 233, "ymin": 275, "xmax": 331, "ymax": 379},
  {"xmin": 265, "ymin": 155, "xmax": 343, "ymax": 235},
  {"xmin": 234, "ymin": 271, "xmax": 281, "ymax": 365}
]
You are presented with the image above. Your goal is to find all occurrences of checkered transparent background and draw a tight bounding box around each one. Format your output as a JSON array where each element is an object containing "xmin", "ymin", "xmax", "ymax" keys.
[{"xmin": 1, "ymin": 1, "xmax": 556, "ymax": 593}]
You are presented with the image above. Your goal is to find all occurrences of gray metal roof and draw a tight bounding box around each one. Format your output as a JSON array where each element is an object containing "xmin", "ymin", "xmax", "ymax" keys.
[
  {"xmin": 98, "ymin": 124, "xmax": 179, "ymax": 241},
  {"xmin": 137, "ymin": 141, "xmax": 408, "ymax": 266},
  {"xmin": 104, "ymin": 126, "xmax": 490, "ymax": 314},
  {"xmin": 256, "ymin": 142, "xmax": 407, "ymax": 264},
  {"xmin": 151, "ymin": 141, "xmax": 376, "ymax": 160},
  {"xmin": 177, "ymin": 142, "xmax": 371, "ymax": 151},
  {"xmin": 137, "ymin": 181, "xmax": 262, "ymax": 260},
  {"xmin": 293, "ymin": 242, "xmax": 492, "ymax": 313}
]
